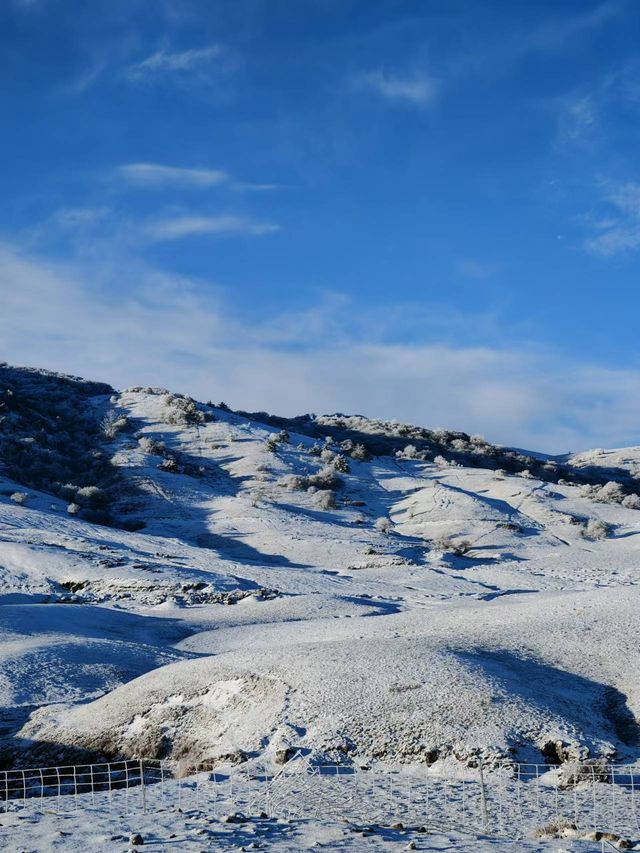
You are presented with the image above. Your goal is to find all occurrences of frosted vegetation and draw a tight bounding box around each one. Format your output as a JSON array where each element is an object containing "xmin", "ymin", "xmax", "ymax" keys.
[{"xmin": 0, "ymin": 364, "xmax": 639, "ymax": 850}]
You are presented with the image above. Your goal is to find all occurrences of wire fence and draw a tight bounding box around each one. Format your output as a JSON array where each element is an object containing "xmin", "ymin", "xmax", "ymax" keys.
[{"xmin": 1, "ymin": 757, "xmax": 639, "ymax": 843}]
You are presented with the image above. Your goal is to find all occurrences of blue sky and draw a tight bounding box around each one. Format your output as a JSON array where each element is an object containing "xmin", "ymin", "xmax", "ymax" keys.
[{"xmin": 2, "ymin": 0, "xmax": 640, "ymax": 451}]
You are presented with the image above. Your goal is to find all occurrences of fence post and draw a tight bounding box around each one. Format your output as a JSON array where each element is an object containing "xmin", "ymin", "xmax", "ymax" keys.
[
  {"xmin": 140, "ymin": 759, "xmax": 147, "ymax": 814},
  {"xmin": 478, "ymin": 759, "xmax": 489, "ymax": 833}
]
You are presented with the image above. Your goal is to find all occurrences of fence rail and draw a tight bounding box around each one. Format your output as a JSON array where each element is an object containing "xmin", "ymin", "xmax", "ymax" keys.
[{"xmin": 1, "ymin": 757, "xmax": 639, "ymax": 843}]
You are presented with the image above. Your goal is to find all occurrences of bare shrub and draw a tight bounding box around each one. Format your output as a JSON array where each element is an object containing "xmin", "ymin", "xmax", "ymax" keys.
[{"xmin": 10, "ymin": 491, "xmax": 28, "ymax": 505}]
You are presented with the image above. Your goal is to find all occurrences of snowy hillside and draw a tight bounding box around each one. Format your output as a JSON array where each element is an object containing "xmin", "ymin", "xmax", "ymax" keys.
[{"xmin": 0, "ymin": 364, "xmax": 639, "ymax": 784}]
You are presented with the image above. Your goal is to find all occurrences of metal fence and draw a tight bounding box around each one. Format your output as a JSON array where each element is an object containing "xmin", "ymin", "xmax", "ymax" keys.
[{"xmin": 1, "ymin": 757, "xmax": 639, "ymax": 843}]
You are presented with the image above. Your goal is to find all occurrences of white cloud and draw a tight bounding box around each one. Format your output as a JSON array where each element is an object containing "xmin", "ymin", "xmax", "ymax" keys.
[
  {"xmin": 126, "ymin": 45, "xmax": 223, "ymax": 81},
  {"xmin": 143, "ymin": 215, "xmax": 280, "ymax": 241},
  {"xmin": 117, "ymin": 163, "xmax": 229, "ymax": 189},
  {"xmin": 1, "ymin": 242, "xmax": 640, "ymax": 454},
  {"xmin": 584, "ymin": 181, "xmax": 640, "ymax": 256},
  {"xmin": 354, "ymin": 70, "xmax": 437, "ymax": 106}
]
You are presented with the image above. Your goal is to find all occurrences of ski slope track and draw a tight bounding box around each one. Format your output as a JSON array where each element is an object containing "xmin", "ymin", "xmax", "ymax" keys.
[{"xmin": 0, "ymin": 365, "xmax": 639, "ymax": 849}]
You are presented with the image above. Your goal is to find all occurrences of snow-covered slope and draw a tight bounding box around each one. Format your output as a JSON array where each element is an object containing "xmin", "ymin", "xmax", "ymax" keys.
[{"xmin": 0, "ymin": 368, "xmax": 639, "ymax": 775}]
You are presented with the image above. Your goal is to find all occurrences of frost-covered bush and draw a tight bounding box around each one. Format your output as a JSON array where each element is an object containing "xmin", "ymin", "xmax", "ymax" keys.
[
  {"xmin": 101, "ymin": 410, "xmax": 129, "ymax": 439},
  {"xmin": 309, "ymin": 443, "xmax": 323, "ymax": 457},
  {"xmin": 75, "ymin": 485, "xmax": 109, "ymax": 507},
  {"xmin": 396, "ymin": 444, "xmax": 418, "ymax": 459},
  {"xmin": 158, "ymin": 456, "xmax": 180, "ymax": 473},
  {"xmin": 320, "ymin": 448, "xmax": 335, "ymax": 464},
  {"xmin": 277, "ymin": 474, "xmax": 308, "ymax": 491},
  {"xmin": 265, "ymin": 436, "xmax": 279, "ymax": 453},
  {"xmin": 0, "ymin": 365, "xmax": 120, "ymax": 522},
  {"xmin": 350, "ymin": 443, "xmax": 368, "ymax": 461},
  {"xmin": 532, "ymin": 817, "xmax": 578, "ymax": 839},
  {"xmin": 163, "ymin": 394, "xmax": 207, "ymax": 425},
  {"xmin": 332, "ymin": 454, "xmax": 350, "ymax": 473},
  {"xmin": 138, "ymin": 436, "xmax": 165, "ymax": 455},
  {"xmin": 433, "ymin": 455, "xmax": 449, "ymax": 468},
  {"xmin": 10, "ymin": 491, "xmax": 28, "ymax": 505},
  {"xmin": 436, "ymin": 536, "xmax": 471, "ymax": 556},
  {"xmin": 582, "ymin": 480, "xmax": 633, "ymax": 506},
  {"xmin": 558, "ymin": 759, "xmax": 611, "ymax": 789},
  {"xmin": 582, "ymin": 518, "xmax": 611, "ymax": 540},
  {"xmin": 315, "ymin": 490, "xmax": 337, "ymax": 510},
  {"xmin": 395, "ymin": 444, "xmax": 431, "ymax": 461},
  {"xmin": 374, "ymin": 516, "xmax": 391, "ymax": 534},
  {"xmin": 67, "ymin": 502, "xmax": 80, "ymax": 515},
  {"xmin": 266, "ymin": 430, "xmax": 290, "ymax": 454},
  {"xmin": 307, "ymin": 466, "xmax": 342, "ymax": 491},
  {"xmin": 622, "ymin": 493, "xmax": 640, "ymax": 510},
  {"xmin": 278, "ymin": 465, "xmax": 341, "ymax": 492},
  {"xmin": 594, "ymin": 481, "xmax": 626, "ymax": 504},
  {"xmin": 59, "ymin": 483, "xmax": 77, "ymax": 500}
]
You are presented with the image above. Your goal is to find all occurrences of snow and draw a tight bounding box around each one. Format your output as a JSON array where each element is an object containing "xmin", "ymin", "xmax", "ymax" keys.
[{"xmin": 1, "ymin": 384, "xmax": 639, "ymax": 849}]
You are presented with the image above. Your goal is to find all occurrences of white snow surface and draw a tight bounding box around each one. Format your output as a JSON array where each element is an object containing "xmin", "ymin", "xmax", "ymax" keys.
[{"xmin": 1, "ymin": 387, "xmax": 639, "ymax": 849}]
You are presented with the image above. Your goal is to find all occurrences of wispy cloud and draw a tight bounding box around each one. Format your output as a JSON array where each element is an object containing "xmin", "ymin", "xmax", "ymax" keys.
[
  {"xmin": 2, "ymin": 242, "xmax": 640, "ymax": 453},
  {"xmin": 529, "ymin": 1, "xmax": 621, "ymax": 52},
  {"xmin": 558, "ymin": 94, "xmax": 596, "ymax": 145},
  {"xmin": 117, "ymin": 162, "xmax": 229, "ymax": 189},
  {"xmin": 353, "ymin": 70, "xmax": 437, "ymax": 106},
  {"xmin": 455, "ymin": 258, "xmax": 497, "ymax": 280},
  {"xmin": 584, "ymin": 181, "xmax": 640, "ymax": 256},
  {"xmin": 143, "ymin": 215, "xmax": 280, "ymax": 241},
  {"xmin": 126, "ymin": 44, "xmax": 223, "ymax": 81}
]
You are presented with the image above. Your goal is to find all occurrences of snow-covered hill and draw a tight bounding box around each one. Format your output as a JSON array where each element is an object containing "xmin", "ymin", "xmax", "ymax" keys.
[{"xmin": 0, "ymin": 365, "xmax": 639, "ymax": 778}]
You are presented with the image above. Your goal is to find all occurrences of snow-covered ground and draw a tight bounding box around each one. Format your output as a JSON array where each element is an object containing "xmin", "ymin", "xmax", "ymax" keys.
[{"xmin": 1, "ymin": 379, "xmax": 639, "ymax": 849}]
